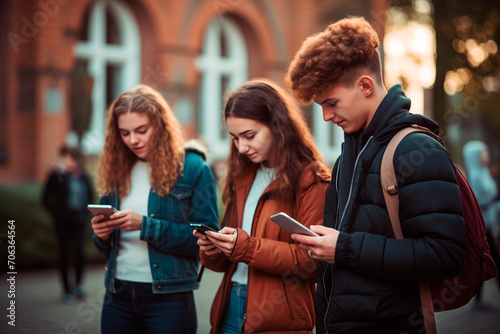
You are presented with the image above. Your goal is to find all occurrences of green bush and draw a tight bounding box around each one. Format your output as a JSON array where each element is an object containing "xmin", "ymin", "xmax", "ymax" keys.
[
  {"xmin": 1, "ymin": 182, "xmax": 226, "ymax": 271},
  {"xmin": 0, "ymin": 183, "xmax": 105, "ymax": 271}
]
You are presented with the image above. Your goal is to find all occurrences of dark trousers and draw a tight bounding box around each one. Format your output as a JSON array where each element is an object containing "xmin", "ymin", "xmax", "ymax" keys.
[
  {"xmin": 55, "ymin": 219, "xmax": 85, "ymax": 294},
  {"xmin": 101, "ymin": 280, "xmax": 197, "ymax": 334}
]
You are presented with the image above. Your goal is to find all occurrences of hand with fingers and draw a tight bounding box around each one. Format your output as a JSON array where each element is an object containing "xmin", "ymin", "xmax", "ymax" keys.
[
  {"xmin": 91, "ymin": 214, "xmax": 121, "ymax": 241},
  {"xmin": 205, "ymin": 227, "xmax": 238, "ymax": 257},
  {"xmin": 193, "ymin": 229, "xmax": 223, "ymax": 257},
  {"xmin": 91, "ymin": 209, "xmax": 143, "ymax": 241},
  {"xmin": 291, "ymin": 225, "xmax": 340, "ymax": 264},
  {"xmin": 109, "ymin": 209, "xmax": 143, "ymax": 232}
]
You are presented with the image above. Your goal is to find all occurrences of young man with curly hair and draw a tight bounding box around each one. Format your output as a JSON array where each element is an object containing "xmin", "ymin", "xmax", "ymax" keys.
[{"xmin": 287, "ymin": 16, "xmax": 465, "ymax": 333}]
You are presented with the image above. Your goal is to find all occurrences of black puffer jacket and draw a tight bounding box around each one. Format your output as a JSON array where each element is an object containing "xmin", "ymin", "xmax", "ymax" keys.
[{"xmin": 317, "ymin": 85, "xmax": 466, "ymax": 333}]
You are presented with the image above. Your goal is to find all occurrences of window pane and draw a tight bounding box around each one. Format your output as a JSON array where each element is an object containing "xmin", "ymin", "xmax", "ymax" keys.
[
  {"xmin": 106, "ymin": 5, "xmax": 121, "ymax": 45},
  {"xmin": 106, "ymin": 63, "xmax": 122, "ymax": 107},
  {"xmin": 220, "ymin": 28, "xmax": 228, "ymax": 58},
  {"xmin": 220, "ymin": 75, "xmax": 229, "ymax": 139},
  {"xmin": 79, "ymin": 6, "xmax": 90, "ymax": 42}
]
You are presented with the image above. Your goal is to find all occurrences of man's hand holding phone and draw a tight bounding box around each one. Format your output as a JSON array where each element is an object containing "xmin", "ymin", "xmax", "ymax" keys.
[{"xmin": 291, "ymin": 225, "xmax": 340, "ymax": 264}]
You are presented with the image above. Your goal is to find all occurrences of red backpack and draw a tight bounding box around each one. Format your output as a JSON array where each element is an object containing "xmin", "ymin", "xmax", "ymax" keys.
[{"xmin": 380, "ymin": 125, "xmax": 498, "ymax": 334}]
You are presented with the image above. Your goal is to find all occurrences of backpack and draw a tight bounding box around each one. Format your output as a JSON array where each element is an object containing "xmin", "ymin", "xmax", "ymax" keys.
[{"xmin": 380, "ymin": 124, "xmax": 498, "ymax": 334}]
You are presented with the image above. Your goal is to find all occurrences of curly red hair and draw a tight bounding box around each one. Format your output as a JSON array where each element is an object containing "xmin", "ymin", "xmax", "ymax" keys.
[
  {"xmin": 286, "ymin": 16, "xmax": 382, "ymax": 104},
  {"xmin": 97, "ymin": 84, "xmax": 185, "ymax": 200}
]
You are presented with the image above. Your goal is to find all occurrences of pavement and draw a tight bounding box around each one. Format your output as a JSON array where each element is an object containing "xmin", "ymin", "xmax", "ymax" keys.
[{"xmin": 0, "ymin": 265, "xmax": 499, "ymax": 333}]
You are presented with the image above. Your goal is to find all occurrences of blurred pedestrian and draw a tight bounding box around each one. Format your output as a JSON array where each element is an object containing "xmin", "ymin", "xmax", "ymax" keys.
[
  {"xmin": 42, "ymin": 145, "xmax": 93, "ymax": 303},
  {"xmin": 286, "ymin": 16, "xmax": 465, "ymax": 333},
  {"xmin": 463, "ymin": 140, "xmax": 500, "ymax": 308},
  {"xmin": 91, "ymin": 84, "xmax": 219, "ymax": 334},
  {"xmin": 194, "ymin": 79, "xmax": 330, "ymax": 333}
]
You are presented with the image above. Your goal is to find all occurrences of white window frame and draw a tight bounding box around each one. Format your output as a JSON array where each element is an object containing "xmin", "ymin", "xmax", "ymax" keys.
[
  {"xmin": 196, "ymin": 18, "xmax": 248, "ymax": 161},
  {"xmin": 313, "ymin": 102, "xmax": 343, "ymax": 164},
  {"xmin": 74, "ymin": 0, "xmax": 141, "ymax": 154}
]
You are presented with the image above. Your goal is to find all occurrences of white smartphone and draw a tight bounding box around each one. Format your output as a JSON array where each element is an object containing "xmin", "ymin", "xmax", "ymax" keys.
[
  {"xmin": 270, "ymin": 212, "xmax": 319, "ymax": 237},
  {"xmin": 87, "ymin": 204, "xmax": 117, "ymax": 221}
]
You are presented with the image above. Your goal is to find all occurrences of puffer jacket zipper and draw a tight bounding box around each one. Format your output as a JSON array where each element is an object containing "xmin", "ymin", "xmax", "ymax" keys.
[
  {"xmin": 322, "ymin": 136, "xmax": 374, "ymax": 334},
  {"xmin": 337, "ymin": 136, "xmax": 374, "ymax": 231}
]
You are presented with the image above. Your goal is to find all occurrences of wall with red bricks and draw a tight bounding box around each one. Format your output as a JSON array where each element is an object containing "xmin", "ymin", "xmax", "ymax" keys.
[{"xmin": 0, "ymin": 0, "xmax": 388, "ymax": 183}]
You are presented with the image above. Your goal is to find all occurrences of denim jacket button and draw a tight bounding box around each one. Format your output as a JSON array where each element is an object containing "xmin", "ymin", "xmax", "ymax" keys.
[
  {"xmin": 151, "ymin": 214, "xmax": 156, "ymax": 218},
  {"xmin": 157, "ymin": 285, "xmax": 162, "ymax": 290},
  {"xmin": 154, "ymin": 264, "xmax": 159, "ymax": 269}
]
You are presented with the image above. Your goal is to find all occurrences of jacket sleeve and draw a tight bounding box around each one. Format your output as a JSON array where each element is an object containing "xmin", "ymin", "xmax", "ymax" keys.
[
  {"xmin": 335, "ymin": 133, "xmax": 466, "ymax": 283},
  {"xmin": 229, "ymin": 179, "xmax": 328, "ymax": 279},
  {"xmin": 140, "ymin": 159, "xmax": 219, "ymax": 258}
]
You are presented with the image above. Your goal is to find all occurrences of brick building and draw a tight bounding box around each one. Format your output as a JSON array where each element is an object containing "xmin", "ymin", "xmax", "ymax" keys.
[{"xmin": 0, "ymin": 0, "xmax": 388, "ymax": 183}]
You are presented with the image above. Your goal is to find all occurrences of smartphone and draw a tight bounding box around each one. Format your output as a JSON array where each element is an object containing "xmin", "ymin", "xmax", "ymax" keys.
[
  {"xmin": 190, "ymin": 223, "xmax": 218, "ymax": 234},
  {"xmin": 270, "ymin": 212, "xmax": 319, "ymax": 237},
  {"xmin": 87, "ymin": 204, "xmax": 117, "ymax": 221}
]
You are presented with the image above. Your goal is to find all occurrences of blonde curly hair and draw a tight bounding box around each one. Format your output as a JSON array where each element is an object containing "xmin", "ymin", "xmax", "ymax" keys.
[
  {"xmin": 97, "ymin": 84, "xmax": 185, "ymax": 200},
  {"xmin": 286, "ymin": 16, "xmax": 383, "ymax": 104}
]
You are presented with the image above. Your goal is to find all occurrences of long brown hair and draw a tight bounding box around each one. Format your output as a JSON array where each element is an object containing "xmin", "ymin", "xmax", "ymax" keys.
[
  {"xmin": 222, "ymin": 78, "xmax": 330, "ymax": 206},
  {"xmin": 97, "ymin": 84, "xmax": 185, "ymax": 200}
]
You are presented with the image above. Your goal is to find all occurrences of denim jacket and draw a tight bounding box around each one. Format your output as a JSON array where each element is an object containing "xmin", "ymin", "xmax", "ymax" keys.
[{"xmin": 92, "ymin": 149, "xmax": 219, "ymax": 294}]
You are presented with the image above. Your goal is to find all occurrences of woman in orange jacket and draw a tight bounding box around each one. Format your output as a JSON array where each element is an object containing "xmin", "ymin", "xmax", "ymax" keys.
[{"xmin": 193, "ymin": 79, "xmax": 330, "ymax": 333}]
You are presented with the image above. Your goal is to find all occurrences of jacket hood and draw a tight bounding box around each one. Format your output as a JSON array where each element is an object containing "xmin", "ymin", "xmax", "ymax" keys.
[
  {"xmin": 463, "ymin": 140, "xmax": 486, "ymax": 170},
  {"xmin": 462, "ymin": 140, "xmax": 497, "ymax": 206},
  {"xmin": 365, "ymin": 84, "xmax": 440, "ymax": 145},
  {"xmin": 184, "ymin": 139, "xmax": 208, "ymax": 160}
]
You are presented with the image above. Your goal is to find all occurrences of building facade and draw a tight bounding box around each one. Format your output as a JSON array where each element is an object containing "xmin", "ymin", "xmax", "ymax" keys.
[{"xmin": 0, "ymin": 0, "xmax": 388, "ymax": 182}]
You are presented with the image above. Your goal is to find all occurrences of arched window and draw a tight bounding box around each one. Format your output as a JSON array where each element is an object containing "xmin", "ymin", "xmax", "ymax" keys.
[
  {"xmin": 196, "ymin": 17, "xmax": 248, "ymax": 161},
  {"xmin": 313, "ymin": 103, "xmax": 343, "ymax": 164},
  {"xmin": 74, "ymin": 0, "xmax": 141, "ymax": 154}
]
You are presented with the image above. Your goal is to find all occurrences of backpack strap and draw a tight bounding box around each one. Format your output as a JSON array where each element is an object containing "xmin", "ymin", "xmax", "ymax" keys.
[{"xmin": 380, "ymin": 125, "xmax": 438, "ymax": 334}]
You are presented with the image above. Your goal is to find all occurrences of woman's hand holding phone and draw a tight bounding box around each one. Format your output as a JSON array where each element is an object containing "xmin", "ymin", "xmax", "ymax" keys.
[
  {"xmin": 89, "ymin": 204, "xmax": 143, "ymax": 240},
  {"xmin": 105, "ymin": 209, "xmax": 143, "ymax": 232},
  {"xmin": 194, "ymin": 230, "xmax": 221, "ymax": 257},
  {"xmin": 192, "ymin": 225, "xmax": 222, "ymax": 257},
  {"xmin": 192, "ymin": 225, "xmax": 237, "ymax": 257},
  {"xmin": 204, "ymin": 227, "xmax": 237, "ymax": 257},
  {"xmin": 91, "ymin": 213, "xmax": 120, "ymax": 241}
]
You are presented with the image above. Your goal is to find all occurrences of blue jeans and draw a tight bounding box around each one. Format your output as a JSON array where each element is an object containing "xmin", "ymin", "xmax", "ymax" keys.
[
  {"xmin": 101, "ymin": 279, "xmax": 196, "ymax": 334},
  {"xmin": 219, "ymin": 283, "xmax": 247, "ymax": 334}
]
